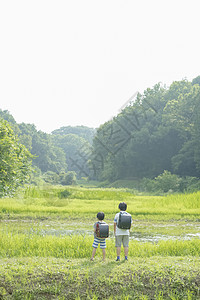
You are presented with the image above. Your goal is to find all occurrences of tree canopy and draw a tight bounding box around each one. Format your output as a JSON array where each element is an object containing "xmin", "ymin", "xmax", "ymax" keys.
[
  {"xmin": 91, "ymin": 77, "xmax": 200, "ymax": 181},
  {"xmin": 0, "ymin": 119, "xmax": 33, "ymax": 197},
  {"xmin": 52, "ymin": 125, "xmax": 96, "ymax": 144}
]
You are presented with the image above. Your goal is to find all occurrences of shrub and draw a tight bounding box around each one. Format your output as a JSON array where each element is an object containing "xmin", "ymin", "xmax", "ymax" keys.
[
  {"xmin": 154, "ymin": 170, "xmax": 181, "ymax": 193},
  {"xmin": 42, "ymin": 171, "xmax": 59, "ymax": 184},
  {"xmin": 58, "ymin": 189, "xmax": 71, "ymax": 198},
  {"xmin": 59, "ymin": 171, "xmax": 77, "ymax": 185},
  {"xmin": 140, "ymin": 171, "xmax": 200, "ymax": 194}
]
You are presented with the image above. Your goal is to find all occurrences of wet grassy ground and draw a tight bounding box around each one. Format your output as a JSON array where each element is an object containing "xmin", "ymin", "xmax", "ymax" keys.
[{"xmin": 1, "ymin": 217, "xmax": 200, "ymax": 242}]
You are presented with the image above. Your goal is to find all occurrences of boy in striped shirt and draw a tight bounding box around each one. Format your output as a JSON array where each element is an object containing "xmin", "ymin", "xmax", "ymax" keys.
[{"xmin": 91, "ymin": 212, "xmax": 106, "ymax": 261}]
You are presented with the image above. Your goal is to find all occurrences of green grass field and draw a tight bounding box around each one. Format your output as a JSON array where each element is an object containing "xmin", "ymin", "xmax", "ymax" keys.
[{"xmin": 0, "ymin": 185, "xmax": 200, "ymax": 299}]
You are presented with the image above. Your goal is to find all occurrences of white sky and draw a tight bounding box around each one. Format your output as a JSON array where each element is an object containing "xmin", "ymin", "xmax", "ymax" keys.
[{"xmin": 0, "ymin": 0, "xmax": 200, "ymax": 133}]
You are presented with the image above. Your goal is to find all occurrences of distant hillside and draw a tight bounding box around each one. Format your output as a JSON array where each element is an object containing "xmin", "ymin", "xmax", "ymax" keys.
[{"xmin": 51, "ymin": 125, "xmax": 96, "ymax": 144}]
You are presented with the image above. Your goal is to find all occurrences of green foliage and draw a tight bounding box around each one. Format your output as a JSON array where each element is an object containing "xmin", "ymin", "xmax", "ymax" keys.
[
  {"xmin": 1, "ymin": 75, "xmax": 200, "ymax": 185},
  {"xmin": 63, "ymin": 171, "xmax": 77, "ymax": 185},
  {"xmin": 42, "ymin": 171, "xmax": 59, "ymax": 184},
  {"xmin": 192, "ymin": 75, "xmax": 200, "ymax": 86},
  {"xmin": 31, "ymin": 129, "xmax": 67, "ymax": 173},
  {"xmin": 41, "ymin": 171, "xmax": 77, "ymax": 186},
  {"xmin": 58, "ymin": 189, "xmax": 71, "ymax": 198},
  {"xmin": 52, "ymin": 125, "xmax": 96, "ymax": 144},
  {"xmin": 52, "ymin": 133, "xmax": 92, "ymax": 178},
  {"xmin": 92, "ymin": 77, "xmax": 200, "ymax": 181},
  {"xmin": 0, "ymin": 115, "xmax": 68, "ymax": 176},
  {"xmin": 29, "ymin": 166, "xmax": 43, "ymax": 186},
  {"xmin": 163, "ymin": 83, "xmax": 200, "ymax": 177},
  {"xmin": 0, "ymin": 109, "xmax": 20, "ymax": 134},
  {"xmin": 59, "ymin": 171, "xmax": 77, "ymax": 185},
  {"xmin": 133, "ymin": 172, "xmax": 200, "ymax": 194},
  {"xmin": 0, "ymin": 119, "xmax": 33, "ymax": 197},
  {"xmin": 154, "ymin": 170, "xmax": 181, "ymax": 193}
]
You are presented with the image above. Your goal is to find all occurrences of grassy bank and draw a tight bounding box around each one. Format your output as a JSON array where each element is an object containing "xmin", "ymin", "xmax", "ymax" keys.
[{"xmin": 0, "ymin": 257, "xmax": 199, "ymax": 299}]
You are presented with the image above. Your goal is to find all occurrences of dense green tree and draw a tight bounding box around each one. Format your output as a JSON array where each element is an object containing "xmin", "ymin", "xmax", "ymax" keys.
[
  {"xmin": 163, "ymin": 83, "xmax": 200, "ymax": 177},
  {"xmin": 52, "ymin": 134, "xmax": 92, "ymax": 178},
  {"xmin": 91, "ymin": 77, "xmax": 200, "ymax": 181},
  {"xmin": 192, "ymin": 75, "xmax": 200, "ymax": 86},
  {"xmin": 0, "ymin": 119, "xmax": 33, "ymax": 197},
  {"xmin": 31, "ymin": 131, "xmax": 67, "ymax": 173},
  {"xmin": 42, "ymin": 171, "xmax": 59, "ymax": 184},
  {"xmin": 0, "ymin": 109, "xmax": 20, "ymax": 135},
  {"xmin": 92, "ymin": 83, "xmax": 170, "ymax": 179},
  {"xmin": 17, "ymin": 123, "xmax": 67, "ymax": 174},
  {"xmin": 59, "ymin": 171, "xmax": 77, "ymax": 185},
  {"xmin": 193, "ymin": 88, "xmax": 200, "ymax": 173}
]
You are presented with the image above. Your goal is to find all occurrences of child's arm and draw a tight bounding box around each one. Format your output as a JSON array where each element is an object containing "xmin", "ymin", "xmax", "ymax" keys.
[{"xmin": 114, "ymin": 222, "xmax": 117, "ymax": 235}]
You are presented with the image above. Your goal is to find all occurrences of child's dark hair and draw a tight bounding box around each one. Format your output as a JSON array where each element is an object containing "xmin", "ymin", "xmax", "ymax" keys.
[
  {"xmin": 118, "ymin": 202, "xmax": 127, "ymax": 211},
  {"xmin": 97, "ymin": 212, "xmax": 105, "ymax": 220}
]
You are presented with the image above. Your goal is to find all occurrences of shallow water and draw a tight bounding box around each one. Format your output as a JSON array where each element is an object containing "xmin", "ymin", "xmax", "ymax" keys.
[
  {"xmin": 130, "ymin": 231, "xmax": 200, "ymax": 243},
  {"xmin": 38, "ymin": 228, "xmax": 200, "ymax": 243},
  {"xmin": 1, "ymin": 219, "xmax": 200, "ymax": 243}
]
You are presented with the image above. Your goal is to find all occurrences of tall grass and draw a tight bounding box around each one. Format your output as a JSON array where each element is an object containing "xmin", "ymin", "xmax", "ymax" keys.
[
  {"xmin": 0, "ymin": 229, "xmax": 200, "ymax": 259},
  {"xmin": 1, "ymin": 186, "xmax": 200, "ymax": 220}
]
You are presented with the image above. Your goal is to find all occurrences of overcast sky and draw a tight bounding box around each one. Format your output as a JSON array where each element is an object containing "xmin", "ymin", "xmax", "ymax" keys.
[{"xmin": 0, "ymin": 0, "xmax": 200, "ymax": 133}]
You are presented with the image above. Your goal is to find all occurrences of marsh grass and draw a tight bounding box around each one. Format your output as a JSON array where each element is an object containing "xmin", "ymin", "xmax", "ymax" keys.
[
  {"xmin": 0, "ymin": 226, "xmax": 200, "ymax": 259},
  {"xmin": 0, "ymin": 186, "xmax": 200, "ymax": 220}
]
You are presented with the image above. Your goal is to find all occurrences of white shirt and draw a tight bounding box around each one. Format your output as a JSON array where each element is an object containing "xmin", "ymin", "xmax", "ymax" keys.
[{"xmin": 114, "ymin": 211, "xmax": 132, "ymax": 236}]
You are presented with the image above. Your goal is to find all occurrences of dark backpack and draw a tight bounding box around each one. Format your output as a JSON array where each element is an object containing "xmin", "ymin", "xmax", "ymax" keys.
[
  {"xmin": 96, "ymin": 222, "xmax": 109, "ymax": 238},
  {"xmin": 117, "ymin": 212, "xmax": 131, "ymax": 229}
]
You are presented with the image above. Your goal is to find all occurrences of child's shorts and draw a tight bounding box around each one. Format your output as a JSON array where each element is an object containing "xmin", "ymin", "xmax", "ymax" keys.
[
  {"xmin": 92, "ymin": 238, "xmax": 106, "ymax": 249},
  {"xmin": 115, "ymin": 235, "xmax": 129, "ymax": 247}
]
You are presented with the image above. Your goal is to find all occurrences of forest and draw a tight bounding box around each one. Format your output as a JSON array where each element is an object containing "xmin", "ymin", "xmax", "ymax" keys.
[{"xmin": 1, "ymin": 75, "xmax": 200, "ymax": 197}]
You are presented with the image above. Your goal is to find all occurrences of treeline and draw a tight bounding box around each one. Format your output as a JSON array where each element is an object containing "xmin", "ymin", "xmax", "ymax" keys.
[
  {"xmin": 1, "ymin": 75, "xmax": 200, "ymax": 196},
  {"xmin": 91, "ymin": 76, "xmax": 200, "ymax": 183},
  {"xmin": 0, "ymin": 111, "xmax": 95, "ymax": 196}
]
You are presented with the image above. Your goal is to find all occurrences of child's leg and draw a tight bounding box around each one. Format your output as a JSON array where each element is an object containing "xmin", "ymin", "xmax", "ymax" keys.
[
  {"xmin": 124, "ymin": 247, "xmax": 129, "ymax": 256},
  {"xmin": 102, "ymin": 248, "xmax": 106, "ymax": 261},
  {"xmin": 91, "ymin": 238, "xmax": 100, "ymax": 260},
  {"xmin": 123, "ymin": 236, "xmax": 129, "ymax": 259},
  {"xmin": 115, "ymin": 236, "xmax": 122, "ymax": 261},
  {"xmin": 91, "ymin": 247, "xmax": 97, "ymax": 260},
  {"xmin": 100, "ymin": 239, "xmax": 106, "ymax": 261},
  {"xmin": 117, "ymin": 247, "xmax": 121, "ymax": 256}
]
